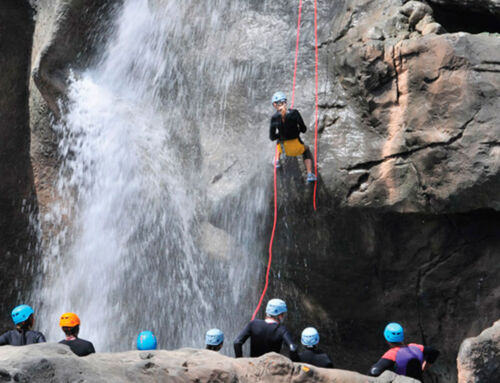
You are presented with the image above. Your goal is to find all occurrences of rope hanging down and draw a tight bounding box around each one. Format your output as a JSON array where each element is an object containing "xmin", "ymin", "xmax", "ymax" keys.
[{"xmin": 251, "ymin": 0, "xmax": 320, "ymax": 319}]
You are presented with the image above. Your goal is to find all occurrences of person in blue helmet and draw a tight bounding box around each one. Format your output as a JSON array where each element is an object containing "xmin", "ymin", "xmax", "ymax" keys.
[
  {"xmin": 368, "ymin": 322, "xmax": 439, "ymax": 382},
  {"xmin": 137, "ymin": 330, "xmax": 157, "ymax": 350},
  {"xmin": 233, "ymin": 298, "xmax": 298, "ymax": 361},
  {"xmin": 205, "ymin": 328, "xmax": 224, "ymax": 351},
  {"xmin": 0, "ymin": 305, "xmax": 46, "ymax": 346},
  {"xmin": 269, "ymin": 91, "xmax": 316, "ymax": 183},
  {"xmin": 298, "ymin": 327, "xmax": 333, "ymax": 368}
]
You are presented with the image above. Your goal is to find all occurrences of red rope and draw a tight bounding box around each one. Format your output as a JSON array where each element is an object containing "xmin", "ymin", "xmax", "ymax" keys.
[
  {"xmin": 251, "ymin": 1, "xmax": 303, "ymax": 320},
  {"xmin": 251, "ymin": 146, "xmax": 279, "ymax": 320},
  {"xmin": 313, "ymin": 0, "xmax": 319, "ymax": 210}
]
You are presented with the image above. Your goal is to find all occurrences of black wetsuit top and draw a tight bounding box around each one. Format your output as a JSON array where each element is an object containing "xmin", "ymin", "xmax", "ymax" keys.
[
  {"xmin": 234, "ymin": 319, "xmax": 298, "ymax": 361},
  {"xmin": 269, "ymin": 109, "xmax": 307, "ymax": 142},
  {"xmin": 0, "ymin": 330, "xmax": 46, "ymax": 345},
  {"xmin": 299, "ymin": 347, "xmax": 334, "ymax": 368},
  {"xmin": 369, "ymin": 344, "xmax": 439, "ymax": 381},
  {"xmin": 59, "ymin": 337, "xmax": 96, "ymax": 356}
]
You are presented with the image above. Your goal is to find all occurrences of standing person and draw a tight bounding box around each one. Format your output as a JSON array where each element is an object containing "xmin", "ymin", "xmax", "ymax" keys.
[
  {"xmin": 205, "ymin": 328, "xmax": 224, "ymax": 351},
  {"xmin": 0, "ymin": 305, "xmax": 46, "ymax": 346},
  {"xmin": 59, "ymin": 312, "xmax": 95, "ymax": 356},
  {"xmin": 233, "ymin": 298, "xmax": 298, "ymax": 361},
  {"xmin": 368, "ymin": 322, "xmax": 439, "ymax": 381},
  {"xmin": 137, "ymin": 330, "xmax": 157, "ymax": 350},
  {"xmin": 298, "ymin": 327, "xmax": 333, "ymax": 368},
  {"xmin": 269, "ymin": 91, "xmax": 316, "ymax": 183}
]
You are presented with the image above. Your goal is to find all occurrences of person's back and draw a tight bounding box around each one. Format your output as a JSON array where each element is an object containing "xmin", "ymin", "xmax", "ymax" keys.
[
  {"xmin": 299, "ymin": 348, "xmax": 333, "ymax": 368},
  {"xmin": 234, "ymin": 298, "xmax": 298, "ymax": 360},
  {"xmin": 0, "ymin": 329, "xmax": 45, "ymax": 346},
  {"xmin": 0, "ymin": 305, "xmax": 46, "ymax": 346},
  {"xmin": 59, "ymin": 337, "xmax": 95, "ymax": 357}
]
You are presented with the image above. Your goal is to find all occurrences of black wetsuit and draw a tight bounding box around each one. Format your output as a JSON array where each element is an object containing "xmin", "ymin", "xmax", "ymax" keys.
[
  {"xmin": 299, "ymin": 347, "xmax": 334, "ymax": 368},
  {"xmin": 269, "ymin": 108, "xmax": 307, "ymax": 142},
  {"xmin": 233, "ymin": 319, "xmax": 298, "ymax": 361},
  {"xmin": 0, "ymin": 329, "xmax": 46, "ymax": 345},
  {"xmin": 369, "ymin": 344, "xmax": 439, "ymax": 382},
  {"xmin": 60, "ymin": 337, "xmax": 95, "ymax": 356}
]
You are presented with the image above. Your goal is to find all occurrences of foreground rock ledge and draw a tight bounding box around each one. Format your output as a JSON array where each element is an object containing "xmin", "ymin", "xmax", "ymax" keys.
[{"xmin": 0, "ymin": 344, "xmax": 418, "ymax": 382}]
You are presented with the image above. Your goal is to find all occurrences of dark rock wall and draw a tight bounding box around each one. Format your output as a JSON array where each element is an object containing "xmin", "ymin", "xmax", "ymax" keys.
[{"xmin": 0, "ymin": 1, "xmax": 36, "ymax": 331}]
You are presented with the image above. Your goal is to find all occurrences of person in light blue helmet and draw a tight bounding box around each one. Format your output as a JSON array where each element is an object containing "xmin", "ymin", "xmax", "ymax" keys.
[
  {"xmin": 269, "ymin": 91, "xmax": 316, "ymax": 182},
  {"xmin": 233, "ymin": 298, "xmax": 298, "ymax": 360},
  {"xmin": 0, "ymin": 305, "xmax": 46, "ymax": 346},
  {"xmin": 369, "ymin": 322, "xmax": 440, "ymax": 381},
  {"xmin": 205, "ymin": 328, "xmax": 224, "ymax": 351},
  {"xmin": 298, "ymin": 327, "xmax": 333, "ymax": 368},
  {"xmin": 137, "ymin": 330, "xmax": 157, "ymax": 350}
]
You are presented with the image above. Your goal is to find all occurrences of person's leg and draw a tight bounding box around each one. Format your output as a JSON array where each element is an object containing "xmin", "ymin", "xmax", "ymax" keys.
[{"xmin": 303, "ymin": 146, "xmax": 313, "ymax": 174}]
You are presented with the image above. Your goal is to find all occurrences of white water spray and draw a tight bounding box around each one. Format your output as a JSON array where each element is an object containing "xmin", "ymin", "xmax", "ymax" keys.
[{"xmin": 36, "ymin": 0, "xmax": 276, "ymax": 352}]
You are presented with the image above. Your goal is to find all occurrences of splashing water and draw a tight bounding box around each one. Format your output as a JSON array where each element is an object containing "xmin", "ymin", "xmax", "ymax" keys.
[{"xmin": 34, "ymin": 0, "xmax": 283, "ymax": 352}]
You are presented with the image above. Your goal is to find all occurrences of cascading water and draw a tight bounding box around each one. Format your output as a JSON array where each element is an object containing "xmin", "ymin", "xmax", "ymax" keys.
[{"xmin": 35, "ymin": 0, "xmax": 279, "ymax": 352}]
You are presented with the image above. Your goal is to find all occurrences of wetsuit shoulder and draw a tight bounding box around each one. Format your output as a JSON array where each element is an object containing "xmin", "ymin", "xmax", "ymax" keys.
[
  {"xmin": 382, "ymin": 347, "xmax": 400, "ymax": 361},
  {"xmin": 60, "ymin": 338, "xmax": 95, "ymax": 357},
  {"xmin": 28, "ymin": 331, "xmax": 46, "ymax": 343},
  {"xmin": 0, "ymin": 330, "xmax": 15, "ymax": 345}
]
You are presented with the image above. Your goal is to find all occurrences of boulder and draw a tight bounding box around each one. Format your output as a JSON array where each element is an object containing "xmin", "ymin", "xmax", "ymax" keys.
[
  {"xmin": 0, "ymin": 343, "xmax": 418, "ymax": 383},
  {"xmin": 457, "ymin": 319, "xmax": 500, "ymax": 383}
]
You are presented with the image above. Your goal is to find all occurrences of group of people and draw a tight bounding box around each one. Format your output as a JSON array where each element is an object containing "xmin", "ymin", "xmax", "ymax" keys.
[{"xmin": 1, "ymin": 298, "xmax": 439, "ymax": 382}]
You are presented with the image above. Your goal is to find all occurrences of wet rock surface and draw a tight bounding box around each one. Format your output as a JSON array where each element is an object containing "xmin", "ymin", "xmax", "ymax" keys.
[
  {"xmin": 0, "ymin": 343, "xmax": 418, "ymax": 383},
  {"xmin": 457, "ymin": 319, "xmax": 500, "ymax": 383},
  {"xmin": 0, "ymin": 0, "xmax": 37, "ymax": 331}
]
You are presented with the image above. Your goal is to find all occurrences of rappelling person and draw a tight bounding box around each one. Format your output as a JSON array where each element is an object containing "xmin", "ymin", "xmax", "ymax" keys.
[
  {"xmin": 233, "ymin": 298, "xmax": 298, "ymax": 361},
  {"xmin": 137, "ymin": 330, "xmax": 157, "ymax": 350},
  {"xmin": 269, "ymin": 91, "xmax": 316, "ymax": 183},
  {"xmin": 58, "ymin": 312, "xmax": 95, "ymax": 356},
  {"xmin": 368, "ymin": 322, "xmax": 440, "ymax": 382},
  {"xmin": 298, "ymin": 327, "xmax": 334, "ymax": 368},
  {"xmin": 205, "ymin": 328, "xmax": 224, "ymax": 351},
  {"xmin": 0, "ymin": 305, "xmax": 46, "ymax": 346}
]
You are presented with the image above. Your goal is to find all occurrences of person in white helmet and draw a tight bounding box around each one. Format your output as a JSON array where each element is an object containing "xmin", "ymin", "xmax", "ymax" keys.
[
  {"xmin": 233, "ymin": 298, "xmax": 298, "ymax": 360},
  {"xmin": 298, "ymin": 327, "xmax": 333, "ymax": 368}
]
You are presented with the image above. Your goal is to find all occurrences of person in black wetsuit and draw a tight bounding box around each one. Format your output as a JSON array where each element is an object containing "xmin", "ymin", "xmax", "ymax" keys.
[
  {"xmin": 59, "ymin": 312, "xmax": 95, "ymax": 357},
  {"xmin": 269, "ymin": 91, "xmax": 316, "ymax": 183},
  {"xmin": 299, "ymin": 327, "xmax": 333, "ymax": 368},
  {"xmin": 0, "ymin": 305, "xmax": 46, "ymax": 346},
  {"xmin": 233, "ymin": 298, "xmax": 298, "ymax": 360},
  {"xmin": 368, "ymin": 322, "xmax": 439, "ymax": 382}
]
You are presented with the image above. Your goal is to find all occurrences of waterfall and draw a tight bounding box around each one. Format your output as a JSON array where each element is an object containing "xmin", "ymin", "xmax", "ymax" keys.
[{"xmin": 35, "ymin": 0, "xmax": 279, "ymax": 352}]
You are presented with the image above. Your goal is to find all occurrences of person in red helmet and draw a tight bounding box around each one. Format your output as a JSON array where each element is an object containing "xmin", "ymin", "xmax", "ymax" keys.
[{"xmin": 59, "ymin": 312, "xmax": 95, "ymax": 356}]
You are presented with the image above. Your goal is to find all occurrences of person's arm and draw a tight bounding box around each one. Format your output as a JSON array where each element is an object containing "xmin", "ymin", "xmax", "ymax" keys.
[
  {"xmin": 368, "ymin": 358, "xmax": 395, "ymax": 376},
  {"xmin": 35, "ymin": 332, "xmax": 47, "ymax": 343},
  {"xmin": 88, "ymin": 342, "xmax": 96, "ymax": 354},
  {"xmin": 294, "ymin": 110, "xmax": 307, "ymax": 133},
  {"xmin": 233, "ymin": 322, "xmax": 252, "ymax": 358},
  {"xmin": 282, "ymin": 329, "xmax": 299, "ymax": 362},
  {"xmin": 0, "ymin": 331, "xmax": 10, "ymax": 345},
  {"xmin": 269, "ymin": 116, "xmax": 279, "ymax": 141}
]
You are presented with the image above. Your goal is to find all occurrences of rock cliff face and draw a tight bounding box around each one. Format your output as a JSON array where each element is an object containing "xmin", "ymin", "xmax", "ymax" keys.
[
  {"xmin": 0, "ymin": 343, "xmax": 418, "ymax": 383},
  {"xmin": 0, "ymin": 1, "xmax": 37, "ymax": 332},
  {"xmin": 0, "ymin": 0, "xmax": 497, "ymax": 382}
]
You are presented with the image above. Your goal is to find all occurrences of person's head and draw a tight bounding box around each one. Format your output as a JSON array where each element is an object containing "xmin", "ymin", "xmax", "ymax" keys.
[
  {"xmin": 384, "ymin": 322, "xmax": 404, "ymax": 346},
  {"xmin": 137, "ymin": 330, "xmax": 157, "ymax": 350},
  {"xmin": 59, "ymin": 312, "xmax": 81, "ymax": 337},
  {"xmin": 301, "ymin": 327, "xmax": 320, "ymax": 349},
  {"xmin": 271, "ymin": 91, "xmax": 287, "ymax": 111},
  {"xmin": 11, "ymin": 305, "xmax": 34, "ymax": 330},
  {"xmin": 205, "ymin": 328, "xmax": 224, "ymax": 351},
  {"xmin": 265, "ymin": 298, "xmax": 287, "ymax": 322}
]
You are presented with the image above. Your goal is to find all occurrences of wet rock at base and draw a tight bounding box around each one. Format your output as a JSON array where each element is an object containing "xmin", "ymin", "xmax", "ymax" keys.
[
  {"xmin": 457, "ymin": 319, "xmax": 500, "ymax": 383},
  {"xmin": 0, "ymin": 343, "xmax": 418, "ymax": 383}
]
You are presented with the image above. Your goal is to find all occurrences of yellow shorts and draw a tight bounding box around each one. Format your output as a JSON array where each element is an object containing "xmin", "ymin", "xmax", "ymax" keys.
[{"xmin": 277, "ymin": 138, "xmax": 305, "ymax": 157}]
